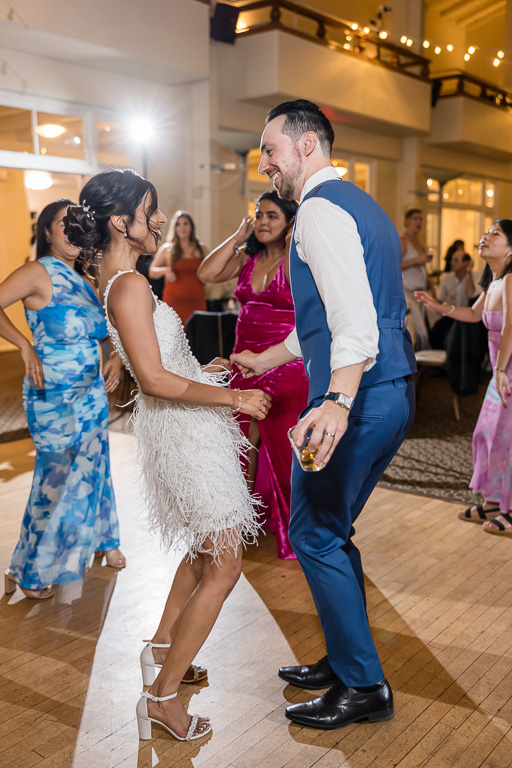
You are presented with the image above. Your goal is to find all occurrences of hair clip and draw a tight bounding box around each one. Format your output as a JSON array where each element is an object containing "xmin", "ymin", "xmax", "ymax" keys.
[{"xmin": 82, "ymin": 200, "xmax": 95, "ymax": 219}]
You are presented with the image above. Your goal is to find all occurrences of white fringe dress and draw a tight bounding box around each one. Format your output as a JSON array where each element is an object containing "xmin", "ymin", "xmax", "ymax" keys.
[{"xmin": 104, "ymin": 270, "xmax": 261, "ymax": 562}]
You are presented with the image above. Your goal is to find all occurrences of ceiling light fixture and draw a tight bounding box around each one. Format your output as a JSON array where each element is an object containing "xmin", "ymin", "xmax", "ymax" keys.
[{"xmin": 36, "ymin": 123, "xmax": 66, "ymax": 139}]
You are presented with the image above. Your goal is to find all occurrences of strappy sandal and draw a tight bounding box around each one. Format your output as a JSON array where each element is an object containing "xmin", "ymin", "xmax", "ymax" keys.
[
  {"xmin": 140, "ymin": 640, "xmax": 208, "ymax": 686},
  {"xmin": 136, "ymin": 690, "xmax": 211, "ymax": 741},
  {"xmin": 4, "ymin": 569, "xmax": 54, "ymax": 600},
  {"xmin": 94, "ymin": 548, "xmax": 126, "ymax": 569},
  {"xmin": 458, "ymin": 504, "xmax": 500, "ymax": 523},
  {"xmin": 483, "ymin": 512, "xmax": 512, "ymax": 537}
]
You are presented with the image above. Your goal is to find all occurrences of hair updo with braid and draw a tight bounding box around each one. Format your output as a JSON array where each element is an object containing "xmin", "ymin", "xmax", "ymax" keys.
[{"xmin": 63, "ymin": 168, "xmax": 159, "ymax": 268}]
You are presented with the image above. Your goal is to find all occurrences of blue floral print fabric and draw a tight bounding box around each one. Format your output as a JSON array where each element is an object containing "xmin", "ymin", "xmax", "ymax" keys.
[{"xmin": 10, "ymin": 256, "xmax": 119, "ymax": 589}]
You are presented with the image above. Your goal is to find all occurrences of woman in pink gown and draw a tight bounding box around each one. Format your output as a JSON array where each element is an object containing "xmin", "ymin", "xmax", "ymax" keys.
[
  {"xmin": 416, "ymin": 219, "xmax": 512, "ymax": 535},
  {"xmin": 198, "ymin": 192, "xmax": 308, "ymax": 559}
]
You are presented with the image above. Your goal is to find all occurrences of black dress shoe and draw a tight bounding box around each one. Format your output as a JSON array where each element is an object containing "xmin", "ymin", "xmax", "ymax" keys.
[
  {"xmin": 285, "ymin": 679, "xmax": 394, "ymax": 729},
  {"xmin": 278, "ymin": 656, "xmax": 339, "ymax": 690}
]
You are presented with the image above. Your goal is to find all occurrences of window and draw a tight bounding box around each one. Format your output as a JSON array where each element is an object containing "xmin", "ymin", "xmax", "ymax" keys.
[
  {"xmin": 425, "ymin": 175, "xmax": 496, "ymax": 274},
  {"xmin": 36, "ymin": 112, "xmax": 84, "ymax": 159},
  {"xmin": 354, "ymin": 162, "xmax": 370, "ymax": 193},
  {"xmin": 331, "ymin": 158, "xmax": 371, "ymax": 192},
  {"xmin": 0, "ymin": 106, "xmax": 33, "ymax": 152}
]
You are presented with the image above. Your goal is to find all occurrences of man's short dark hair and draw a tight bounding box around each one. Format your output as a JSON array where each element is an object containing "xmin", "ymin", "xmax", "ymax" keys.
[{"xmin": 265, "ymin": 99, "xmax": 335, "ymax": 156}]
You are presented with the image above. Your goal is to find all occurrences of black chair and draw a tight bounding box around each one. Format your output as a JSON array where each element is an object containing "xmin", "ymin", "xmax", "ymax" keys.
[{"xmin": 185, "ymin": 311, "xmax": 238, "ymax": 364}]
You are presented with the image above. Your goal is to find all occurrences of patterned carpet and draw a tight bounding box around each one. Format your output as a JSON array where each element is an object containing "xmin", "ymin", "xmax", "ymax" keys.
[
  {"xmin": 0, "ymin": 351, "xmax": 486, "ymax": 505},
  {"xmin": 380, "ymin": 370, "xmax": 488, "ymax": 506}
]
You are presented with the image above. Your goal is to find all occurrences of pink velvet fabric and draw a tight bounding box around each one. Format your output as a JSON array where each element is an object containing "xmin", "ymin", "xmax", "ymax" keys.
[{"xmin": 230, "ymin": 253, "xmax": 309, "ymax": 559}]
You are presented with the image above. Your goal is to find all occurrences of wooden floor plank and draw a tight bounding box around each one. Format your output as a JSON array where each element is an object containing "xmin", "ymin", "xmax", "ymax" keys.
[{"xmin": 2, "ymin": 433, "xmax": 512, "ymax": 767}]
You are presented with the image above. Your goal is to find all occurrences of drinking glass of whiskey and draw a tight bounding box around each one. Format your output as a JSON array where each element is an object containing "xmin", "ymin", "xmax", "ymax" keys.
[{"xmin": 287, "ymin": 427, "xmax": 325, "ymax": 472}]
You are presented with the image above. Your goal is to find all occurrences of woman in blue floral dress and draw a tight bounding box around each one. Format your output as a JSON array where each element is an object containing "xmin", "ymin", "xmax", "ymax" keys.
[{"xmin": 0, "ymin": 199, "xmax": 125, "ymax": 599}]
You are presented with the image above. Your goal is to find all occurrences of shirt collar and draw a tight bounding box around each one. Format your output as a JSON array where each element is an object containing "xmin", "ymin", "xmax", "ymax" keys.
[{"xmin": 300, "ymin": 166, "xmax": 341, "ymax": 203}]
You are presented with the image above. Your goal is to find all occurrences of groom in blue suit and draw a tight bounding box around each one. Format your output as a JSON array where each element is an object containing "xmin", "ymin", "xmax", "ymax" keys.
[{"xmin": 231, "ymin": 99, "xmax": 416, "ymax": 729}]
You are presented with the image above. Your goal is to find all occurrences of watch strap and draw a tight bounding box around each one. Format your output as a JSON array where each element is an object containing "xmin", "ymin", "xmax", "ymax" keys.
[{"xmin": 324, "ymin": 391, "xmax": 354, "ymax": 411}]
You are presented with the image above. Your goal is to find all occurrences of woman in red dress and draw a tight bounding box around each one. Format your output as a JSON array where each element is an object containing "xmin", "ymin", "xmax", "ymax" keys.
[
  {"xmin": 198, "ymin": 192, "xmax": 308, "ymax": 559},
  {"xmin": 149, "ymin": 211, "xmax": 206, "ymax": 324}
]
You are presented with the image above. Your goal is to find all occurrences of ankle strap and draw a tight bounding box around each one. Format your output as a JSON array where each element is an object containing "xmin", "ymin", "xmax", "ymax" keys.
[
  {"xmin": 142, "ymin": 639, "xmax": 171, "ymax": 649},
  {"xmin": 142, "ymin": 690, "xmax": 177, "ymax": 702}
]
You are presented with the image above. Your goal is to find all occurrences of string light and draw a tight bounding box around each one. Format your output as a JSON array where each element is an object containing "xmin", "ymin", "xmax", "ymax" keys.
[
  {"xmin": 343, "ymin": 42, "xmax": 350, "ymax": 49},
  {"xmin": 343, "ymin": 21, "xmax": 506, "ymax": 68}
]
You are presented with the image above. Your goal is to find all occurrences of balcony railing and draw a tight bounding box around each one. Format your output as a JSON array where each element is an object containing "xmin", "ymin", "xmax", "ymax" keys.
[
  {"xmin": 234, "ymin": 0, "xmax": 430, "ymax": 80},
  {"xmin": 432, "ymin": 71, "xmax": 512, "ymax": 110}
]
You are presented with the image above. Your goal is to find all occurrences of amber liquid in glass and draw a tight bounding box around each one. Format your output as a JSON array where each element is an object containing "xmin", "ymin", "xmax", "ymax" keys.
[{"xmin": 288, "ymin": 428, "xmax": 325, "ymax": 472}]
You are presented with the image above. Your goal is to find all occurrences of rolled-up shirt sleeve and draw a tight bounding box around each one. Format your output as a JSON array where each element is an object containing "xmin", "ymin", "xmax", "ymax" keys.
[
  {"xmin": 284, "ymin": 327, "xmax": 301, "ymax": 357},
  {"xmin": 294, "ymin": 196, "xmax": 379, "ymax": 372}
]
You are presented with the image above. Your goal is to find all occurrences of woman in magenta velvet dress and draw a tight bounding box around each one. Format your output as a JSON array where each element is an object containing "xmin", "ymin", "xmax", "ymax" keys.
[
  {"xmin": 416, "ymin": 219, "xmax": 512, "ymax": 535},
  {"xmin": 198, "ymin": 192, "xmax": 307, "ymax": 559}
]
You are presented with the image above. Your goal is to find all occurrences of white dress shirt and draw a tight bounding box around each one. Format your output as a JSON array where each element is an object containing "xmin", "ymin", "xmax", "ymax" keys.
[
  {"xmin": 437, "ymin": 272, "xmax": 475, "ymax": 307},
  {"xmin": 284, "ymin": 166, "xmax": 379, "ymax": 373}
]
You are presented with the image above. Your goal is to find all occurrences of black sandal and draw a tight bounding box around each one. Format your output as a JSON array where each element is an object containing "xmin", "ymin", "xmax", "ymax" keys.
[
  {"xmin": 483, "ymin": 512, "xmax": 512, "ymax": 537},
  {"xmin": 459, "ymin": 504, "xmax": 500, "ymax": 523}
]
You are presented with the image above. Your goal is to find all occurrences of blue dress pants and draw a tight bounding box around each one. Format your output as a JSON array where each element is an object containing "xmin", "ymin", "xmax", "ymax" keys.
[{"xmin": 289, "ymin": 377, "xmax": 415, "ymax": 687}]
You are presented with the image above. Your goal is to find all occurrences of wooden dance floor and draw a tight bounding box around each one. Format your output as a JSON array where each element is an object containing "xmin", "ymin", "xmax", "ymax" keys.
[{"xmin": 1, "ymin": 432, "xmax": 512, "ymax": 768}]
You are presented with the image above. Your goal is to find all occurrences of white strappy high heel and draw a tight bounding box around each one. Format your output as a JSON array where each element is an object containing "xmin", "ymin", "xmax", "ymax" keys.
[
  {"xmin": 141, "ymin": 640, "xmax": 170, "ymax": 686},
  {"xmin": 136, "ymin": 690, "xmax": 211, "ymax": 741},
  {"xmin": 140, "ymin": 639, "xmax": 208, "ymax": 686}
]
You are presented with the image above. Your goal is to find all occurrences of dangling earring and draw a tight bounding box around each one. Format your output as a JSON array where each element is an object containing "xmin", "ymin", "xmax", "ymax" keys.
[{"xmin": 124, "ymin": 228, "xmax": 128, "ymax": 238}]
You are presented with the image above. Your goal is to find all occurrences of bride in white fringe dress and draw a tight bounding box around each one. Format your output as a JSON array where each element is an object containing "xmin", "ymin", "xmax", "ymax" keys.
[{"xmin": 64, "ymin": 168, "xmax": 271, "ymax": 744}]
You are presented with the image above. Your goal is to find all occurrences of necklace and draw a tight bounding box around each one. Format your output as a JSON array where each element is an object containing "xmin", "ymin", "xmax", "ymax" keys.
[{"xmin": 261, "ymin": 253, "xmax": 284, "ymax": 288}]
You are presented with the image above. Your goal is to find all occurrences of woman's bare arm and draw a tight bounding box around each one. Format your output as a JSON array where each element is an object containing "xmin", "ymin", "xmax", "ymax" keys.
[
  {"xmin": 198, "ymin": 217, "xmax": 254, "ymax": 284},
  {"xmin": 0, "ymin": 261, "xmax": 52, "ymax": 386},
  {"xmin": 415, "ymin": 289, "xmax": 485, "ymax": 323},
  {"xmin": 495, "ymin": 274, "xmax": 512, "ymax": 406},
  {"xmin": 107, "ymin": 273, "xmax": 270, "ymax": 419},
  {"xmin": 148, "ymin": 243, "xmax": 172, "ymax": 279}
]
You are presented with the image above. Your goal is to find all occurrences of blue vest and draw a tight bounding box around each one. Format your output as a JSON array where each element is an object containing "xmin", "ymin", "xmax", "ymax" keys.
[{"xmin": 290, "ymin": 178, "xmax": 416, "ymax": 403}]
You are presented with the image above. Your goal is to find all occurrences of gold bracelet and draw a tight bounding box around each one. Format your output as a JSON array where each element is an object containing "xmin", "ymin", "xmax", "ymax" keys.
[
  {"xmin": 231, "ymin": 388, "xmax": 243, "ymax": 414},
  {"xmin": 108, "ymin": 349, "xmax": 118, "ymax": 360},
  {"xmin": 495, "ymin": 365, "xmax": 507, "ymax": 373}
]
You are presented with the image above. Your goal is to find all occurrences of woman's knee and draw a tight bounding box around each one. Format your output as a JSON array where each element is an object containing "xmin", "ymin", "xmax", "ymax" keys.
[{"xmin": 205, "ymin": 554, "xmax": 242, "ymax": 593}]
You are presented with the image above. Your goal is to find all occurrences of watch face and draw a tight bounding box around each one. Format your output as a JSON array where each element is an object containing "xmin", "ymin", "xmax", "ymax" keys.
[{"xmin": 325, "ymin": 392, "xmax": 353, "ymax": 409}]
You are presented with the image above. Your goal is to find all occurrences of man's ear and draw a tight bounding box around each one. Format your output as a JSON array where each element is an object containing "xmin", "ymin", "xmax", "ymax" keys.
[{"xmin": 303, "ymin": 131, "xmax": 318, "ymax": 157}]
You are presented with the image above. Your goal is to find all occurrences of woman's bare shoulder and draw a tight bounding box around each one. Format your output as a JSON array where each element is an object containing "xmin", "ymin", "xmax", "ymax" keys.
[{"xmin": 106, "ymin": 271, "xmax": 152, "ymax": 305}]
